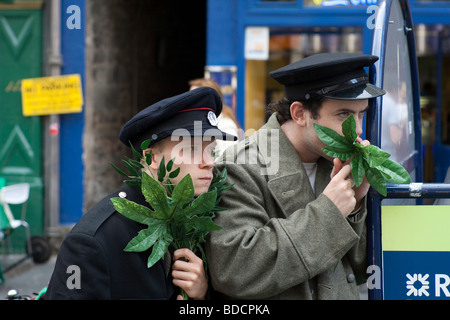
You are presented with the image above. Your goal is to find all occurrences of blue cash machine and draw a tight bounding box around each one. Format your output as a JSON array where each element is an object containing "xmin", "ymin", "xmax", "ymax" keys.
[{"xmin": 367, "ymin": 0, "xmax": 450, "ymax": 300}]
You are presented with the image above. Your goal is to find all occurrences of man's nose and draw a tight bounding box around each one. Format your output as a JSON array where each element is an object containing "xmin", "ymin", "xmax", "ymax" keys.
[{"xmin": 354, "ymin": 116, "xmax": 363, "ymax": 136}]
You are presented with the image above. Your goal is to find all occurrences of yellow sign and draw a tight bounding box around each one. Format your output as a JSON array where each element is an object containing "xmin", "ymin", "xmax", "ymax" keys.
[
  {"xmin": 21, "ymin": 74, "xmax": 83, "ymax": 116},
  {"xmin": 382, "ymin": 205, "xmax": 450, "ymax": 252}
]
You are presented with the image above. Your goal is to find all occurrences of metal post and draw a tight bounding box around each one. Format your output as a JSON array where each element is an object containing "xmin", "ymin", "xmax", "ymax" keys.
[{"xmin": 44, "ymin": 0, "xmax": 63, "ymax": 236}]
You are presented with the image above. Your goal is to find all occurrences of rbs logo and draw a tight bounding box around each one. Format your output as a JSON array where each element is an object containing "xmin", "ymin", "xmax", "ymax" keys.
[{"xmin": 406, "ymin": 273, "xmax": 450, "ymax": 298}]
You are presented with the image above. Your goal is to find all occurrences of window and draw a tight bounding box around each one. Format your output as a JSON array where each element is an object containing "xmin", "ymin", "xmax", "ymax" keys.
[
  {"xmin": 380, "ymin": 0, "xmax": 416, "ymax": 167},
  {"xmin": 244, "ymin": 27, "xmax": 363, "ymax": 131}
]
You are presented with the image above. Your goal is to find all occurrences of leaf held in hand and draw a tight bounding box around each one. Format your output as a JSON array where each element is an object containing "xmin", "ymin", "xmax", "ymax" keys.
[
  {"xmin": 314, "ymin": 115, "xmax": 411, "ymax": 196},
  {"xmin": 342, "ymin": 115, "xmax": 357, "ymax": 143},
  {"xmin": 147, "ymin": 236, "xmax": 172, "ymax": 268},
  {"xmin": 313, "ymin": 123, "xmax": 354, "ymax": 150},
  {"xmin": 362, "ymin": 145, "xmax": 390, "ymax": 168},
  {"xmin": 124, "ymin": 225, "xmax": 162, "ymax": 252},
  {"xmin": 171, "ymin": 174, "xmax": 195, "ymax": 207},
  {"xmin": 350, "ymin": 153, "xmax": 365, "ymax": 187},
  {"xmin": 376, "ymin": 159, "xmax": 411, "ymax": 184},
  {"xmin": 141, "ymin": 172, "xmax": 170, "ymax": 219},
  {"xmin": 111, "ymin": 197, "xmax": 156, "ymax": 224},
  {"xmin": 366, "ymin": 167, "xmax": 388, "ymax": 196},
  {"xmin": 322, "ymin": 146, "xmax": 355, "ymax": 162}
]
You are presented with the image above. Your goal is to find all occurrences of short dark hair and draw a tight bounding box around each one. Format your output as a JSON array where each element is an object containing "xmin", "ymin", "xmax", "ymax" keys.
[{"xmin": 268, "ymin": 97, "xmax": 324, "ymax": 125}]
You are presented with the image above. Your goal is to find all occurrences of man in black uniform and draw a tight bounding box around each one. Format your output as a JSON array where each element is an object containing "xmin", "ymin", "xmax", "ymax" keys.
[{"xmin": 46, "ymin": 87, "xmax": 235, "ymax": 299}]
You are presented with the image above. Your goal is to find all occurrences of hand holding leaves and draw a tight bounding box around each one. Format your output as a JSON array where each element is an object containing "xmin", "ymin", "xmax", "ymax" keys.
[
  {"xmin": 314, "ymin": 116, "xmax": 411, "ymax": 196},
  {"xmin": 110, "ymin": 171, "xmax": 222, "ymax": 268}
]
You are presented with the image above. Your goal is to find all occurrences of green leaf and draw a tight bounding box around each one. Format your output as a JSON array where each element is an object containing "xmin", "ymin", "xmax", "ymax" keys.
[
  {"xmin": 169, "ymin": 167, "xmax": 181, "ymax": 178},
  {"xmin": 195, "ymin": 243, "xmax": 207, "ymax": 263},
  {"xmin": 366, "ymin": 167, "xmax": 387, "ymax": 197},
  {"xmin": 362, "ymin": 145, "xmax": 391, "ymax": 168},
  {"xmin": 124, "ymin": 180, "xmax": 141, "ymax": 188},
  {"xmin": 127, "ymin": 158, "xmax": 144, "ymax": 170},
  {"xmin": 322, "ymin": 146, "xmax": 354, "ymax": 162},
  {"xmin": 183, "ymin": 189, "xmax": 217, "ymax": 217},
  {"xmin": 171, "ymin": 174, "xmax": 195, "ymax": 208},
  {"xmin": 342, "ymin": 115, "xmax": 357, "ymax": 143},
  {"xmin": 124, "ymin": 225, "xmax": 163, "ymax": 252},
  {"xmin": 111, "ymin": 197, "xmax": 156, "ymax": 225},
  {"xmin": 110, "ymin": 163, "xmax": 128, "ymax": 178},
  {"xmin": 351, "ymin": 153, "xmax": 365, "ymax": 187},
  {"xmin": 376, "ymin": 159, "xmax": 411, "ymax": 184},
  {"xmin": 189, "ymin": 216, "xmax": 222, "ymax": 232},
  {"xmin": 157, "ymin": 156, "xmax": 166, "ymax": 182},
  {"xmin": 122, "ymin": 159, "xmax": 139, "ymax": 177},
  {"xmin": 209, "ymin": 167, "xmax": 232, "ymax": 194},
  {"xmin": 147, "ymin": 240, "xmax": 167, "ymax": 268},
  {"xmin": 314, "ymin": 123, "xmax": 354, "ymax": 150},
  {"xmin": 166, "ymin": 178, "xmax": 175, "ymax": 195},
  {"xmin": 141, "ymin": 172, "xmax": 170, "ymax": 219},
  {"xmin": 147, "ymin": 234, "xmax": 172, "ymax": 268},
  {"xmin": 168, "ymin": 174, "xmax": 195, "ymax": 221},
  {"xmin": 140, "ymin": 139, "xmax": 151, "ymax": 151},
  {"xmin": 145, "ymin": 149, "xmax": 153, "ymax": 165},
  {"xmin": 130, "ymin": 141, "xmax": 142, "ymax": 159},
  {"xmin": 167, "ymin": 158, "xmax": 174, "ymax": 172}
]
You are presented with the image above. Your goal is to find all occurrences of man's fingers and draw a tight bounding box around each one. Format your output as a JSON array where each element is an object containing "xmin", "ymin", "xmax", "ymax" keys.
[
  {"xmin": 356, "ymin": 137, "xmax": 370, "ymax": 146},
  {"xmin": 330, "ymin": 158, "xmax": 342, "ymax": 178},
  {"xmin": 173, "ymin": 248, "xmax": 200, "ymax": 263},
  {"xmin": 333, "ymin": 163, "xmax": 352, "ymax": 180},
  {"xmin": 348, "ymin": 177, "xmax": 356, "ymax": 188}
]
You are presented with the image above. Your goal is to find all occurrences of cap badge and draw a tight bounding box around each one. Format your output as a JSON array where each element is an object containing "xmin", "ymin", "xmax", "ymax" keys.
[{"xmin": 207, "ymin": 111, "xmax": 218, "ymax": 126}]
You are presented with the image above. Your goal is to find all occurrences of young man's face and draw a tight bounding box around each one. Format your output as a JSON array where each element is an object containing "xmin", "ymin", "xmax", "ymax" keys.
[
  {"xmin": 304, "ymin": 98, "xmax": 369, "ymax": 161},
  {"xmin": 147, "ymin": 137, "xmax": 216, "ymax": 196}
]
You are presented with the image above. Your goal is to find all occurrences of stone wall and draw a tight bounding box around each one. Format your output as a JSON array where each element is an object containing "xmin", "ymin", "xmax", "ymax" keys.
[{"xmin": 84, "ymin": 0, "xmax": 206, "ymax": 211}]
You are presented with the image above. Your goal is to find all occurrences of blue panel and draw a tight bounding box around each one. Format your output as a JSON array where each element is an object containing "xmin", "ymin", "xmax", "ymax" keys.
[
  {"xmin": 383, "ymin": 251, "xmax": 450, "ymax": 300},
  {"xmin": 59, "ymin": 0, "xmax": 85, "ymax": 225},
  {"xmin": 206, "ymin": 0, "xmax": 238, "ymax": 65},
  {"xmin": 411, "ymin": 7, "xmax": 450, "ymax": 25}
]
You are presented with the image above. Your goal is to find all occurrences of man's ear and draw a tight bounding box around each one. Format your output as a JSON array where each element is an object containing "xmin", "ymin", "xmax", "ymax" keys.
[
  {"xmin": 143, "ymin": 148, "xmax": 160, "ymax": 170},
  {"xmin": 290, "ymin": 101, "xmax": 307, "ymax": 126}
]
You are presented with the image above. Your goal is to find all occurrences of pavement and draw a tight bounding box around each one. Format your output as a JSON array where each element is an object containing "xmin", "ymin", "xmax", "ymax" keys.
[
  {"xmin": 0, "ymin": 253, "xmax": 368, "ymax": 300},
  {"xmin": 0, "ymin": 254, "xmax": 56, "ymax": 299}
]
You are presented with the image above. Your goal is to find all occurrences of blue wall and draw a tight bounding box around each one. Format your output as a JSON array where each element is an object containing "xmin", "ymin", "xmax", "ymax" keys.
[
  {"xmin": 206, "ymin": 0, "xmax": 238, "ymax": 66},
  {"xmin": 59, "ymin": 0, "xmax": 85, "ymax": 225}
]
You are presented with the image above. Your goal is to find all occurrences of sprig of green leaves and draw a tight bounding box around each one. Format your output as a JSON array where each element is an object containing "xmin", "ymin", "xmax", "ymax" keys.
[
  {"xmin": 314, "ymin": 116, "xmax": 411, "ymax": 196},
  {"xmin": 110, "ymin": 171, "xmax": 223, "ymax": 267},
  {"xmin": 110, "ymin": 139, "xmax": 232, "ymax": 299}
]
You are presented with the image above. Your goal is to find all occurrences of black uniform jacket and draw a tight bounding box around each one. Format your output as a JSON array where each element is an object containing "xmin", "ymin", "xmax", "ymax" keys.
[{"xmin": 45, "ymin": 184, "xmax": 176, "ymax": 300}]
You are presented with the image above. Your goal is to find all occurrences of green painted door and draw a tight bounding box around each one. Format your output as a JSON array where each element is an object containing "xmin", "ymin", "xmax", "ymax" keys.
[{"xmin": 0, "ymin": 8, "xmax": 43, "ymax": 252}]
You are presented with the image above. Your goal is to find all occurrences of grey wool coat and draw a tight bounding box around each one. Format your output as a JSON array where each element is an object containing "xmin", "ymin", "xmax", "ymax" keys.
[{"xmin": 206, "ymin": 113, "xmax": 367, "ymax": 300}]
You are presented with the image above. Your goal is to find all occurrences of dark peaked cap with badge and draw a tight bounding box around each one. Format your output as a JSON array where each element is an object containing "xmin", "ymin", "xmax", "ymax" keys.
[
  {"xmin": 270, "ymin": 52, "xmax": 386, "ymax": 101},
  {"xmin": 119, "ymin": 87, "xmax": 237, "ymax": 151}
]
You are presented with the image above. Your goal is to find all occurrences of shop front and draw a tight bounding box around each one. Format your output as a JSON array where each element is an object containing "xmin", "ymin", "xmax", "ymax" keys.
[{"xmin": 206, "ymin": 0, "xmax": 450, "ymax": 182}]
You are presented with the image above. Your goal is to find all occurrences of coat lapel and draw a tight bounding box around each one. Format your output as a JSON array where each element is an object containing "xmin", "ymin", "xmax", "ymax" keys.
[
  {"xmin": 257, "ymin": 115, "xmax": 309, "ymax": 217},
  {"xmin": 258, "ymin": 114, "xmax": 333, "ymax": 218}
]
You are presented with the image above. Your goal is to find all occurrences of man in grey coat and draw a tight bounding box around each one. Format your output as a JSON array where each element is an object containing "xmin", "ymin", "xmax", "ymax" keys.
[{"xmin": 206, "ymin": 53, "xmax": 386, "ymax": 299}]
